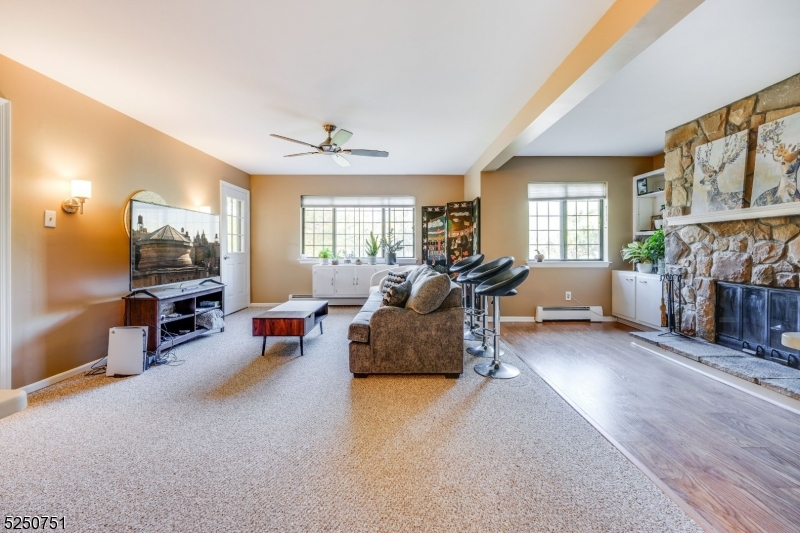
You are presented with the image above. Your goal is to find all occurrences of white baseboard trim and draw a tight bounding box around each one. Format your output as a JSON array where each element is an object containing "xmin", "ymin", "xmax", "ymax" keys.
[
  {"xmin": 488, "ymin": 315, "xmax": 617, "ymax": 323},
  {"xmin": 487, "ymin": 316, "xmax": 537, "ymax": 323},
  {"xmin": 21, "ymin": 358, "xmax": 104, "ymax": 394}
]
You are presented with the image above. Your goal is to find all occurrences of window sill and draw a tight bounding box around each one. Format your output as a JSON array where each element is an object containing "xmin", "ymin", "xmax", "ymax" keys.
[
  {"xmin": 527, "ymin": 261, "xmax": 611, "ymax": 268},
  {"xmin": 299, "ymin": 258, "xmax": 418, "ymax": 265}
]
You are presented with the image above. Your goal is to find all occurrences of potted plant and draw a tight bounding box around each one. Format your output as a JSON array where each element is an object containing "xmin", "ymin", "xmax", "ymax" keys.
[
  {"xmin": 355, "ymin": 257, "xmax": 362, "ymax": 265},
  {"xmin": 532, "ymin": 249, "xmax": 545, "ymax": 262},
  {"xmin": 644, "ymin": 229, "xmax": 665, "ymax": 273},
  {"xmin": 342, "ymin": 250, "xmax": 352, "ymax": 264},
  {"xmin": 379, "ymin": 229, "xmax": 404, "ymax": 265},
  {"xmin": 365, "ymin": 232, "xmax": 380, "ymax": 265},
  {"xmin": 331, "ymin": 250, "xmax": 340, "ymax": 265},
  {"xmin": 319, "ymin": 248, "xmax": 333, "ymax": 265},
  {"xmin": 621, "ymin": 240, "xmax": 653, "ymax": 273}
]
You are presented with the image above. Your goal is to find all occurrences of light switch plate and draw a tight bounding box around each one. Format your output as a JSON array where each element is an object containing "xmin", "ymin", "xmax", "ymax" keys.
[{"xmin": 44, "ymin": 210, "xmax": 56, "ymax": 228}]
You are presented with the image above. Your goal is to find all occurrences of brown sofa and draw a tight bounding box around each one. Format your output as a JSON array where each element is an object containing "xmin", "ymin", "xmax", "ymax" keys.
[{"xmin": 348, "ymin": 265, "xmax": 464, "ymax": 378}]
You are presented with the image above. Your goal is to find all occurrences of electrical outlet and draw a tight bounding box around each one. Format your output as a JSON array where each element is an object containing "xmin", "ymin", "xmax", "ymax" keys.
[{"xmin": 565, "ymin": 291, "xmax": 572, "ymax": 301}]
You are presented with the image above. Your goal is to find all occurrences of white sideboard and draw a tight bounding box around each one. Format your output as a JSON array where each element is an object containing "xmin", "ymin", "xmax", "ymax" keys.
[
  {"xmin": 611, "ymin": 270, "xmax": 664, "ymax": 329},
  {"xmin": 312, "ymin": 265, "xmax": 381, "ymax": 298}
]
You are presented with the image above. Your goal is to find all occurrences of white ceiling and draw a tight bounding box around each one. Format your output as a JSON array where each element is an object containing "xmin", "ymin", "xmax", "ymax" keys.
[
  {"xmin": 0, "ymin": 0, "xmax": 615, "ymax": 175},
  {"xmin": 518, "ymin": 0, "xmax": 800, "ymax": 157}
]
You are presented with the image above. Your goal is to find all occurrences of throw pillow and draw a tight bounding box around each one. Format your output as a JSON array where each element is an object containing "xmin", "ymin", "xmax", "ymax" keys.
[
  {"xmin": 381, "ymin": 270, "xmax": 409, "ymax": 295},
  {"xmin": 406, "ymin": 272, "xmax": 452, "ymax": 314},
  {"xmin": 381, "ymin": 280, "xmax": 411, "ymax": 307}
]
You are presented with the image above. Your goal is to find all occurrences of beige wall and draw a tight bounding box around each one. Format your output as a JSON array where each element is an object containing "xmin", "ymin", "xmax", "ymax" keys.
[
  {"xmin": 482, "ymin": 156, "xmax": 652, "ymax": 316},
  {"xmin": 250, "ymin": 175, "xmax": 463, "ymax": 303},
  {"xmin": 1, "ymin": 55, "xmax": 250, "ymax": 388}
]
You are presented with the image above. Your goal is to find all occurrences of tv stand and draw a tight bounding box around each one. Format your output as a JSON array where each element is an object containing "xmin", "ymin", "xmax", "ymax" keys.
[
  {"xmin": 124, "ymin": 288, "xmax": 160, "ymax": 299},
  {"xmin": 123, "ymin": 284, "xmax": 225, "ymax": 355}
]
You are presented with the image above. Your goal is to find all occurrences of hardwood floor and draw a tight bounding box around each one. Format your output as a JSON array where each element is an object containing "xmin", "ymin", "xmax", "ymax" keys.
[{"xmin": 502, "ymin": 321, "xmax": 800, "ymax": 533}]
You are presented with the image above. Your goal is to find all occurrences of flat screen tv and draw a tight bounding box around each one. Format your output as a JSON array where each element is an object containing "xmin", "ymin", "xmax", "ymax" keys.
[{"xmin": 129, "ymin": 200, "xmax": 221, "ymax": 290}]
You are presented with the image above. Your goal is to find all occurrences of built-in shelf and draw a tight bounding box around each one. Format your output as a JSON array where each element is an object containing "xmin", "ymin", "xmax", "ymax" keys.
[
  {"xmin": 632, "ymin": 168, "xmax": 665, "ymax": 238},
  {"xmin": 666, "ymin": 202, "xmax": 800, "ymax": 227},
  {"xmin": 636, "ymin": 190, "xmax": 665, "ymax": 199}
]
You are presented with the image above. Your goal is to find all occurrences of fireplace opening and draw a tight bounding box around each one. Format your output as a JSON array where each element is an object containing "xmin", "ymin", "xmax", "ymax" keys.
[{"xmin": 716, "ymin": 282, "xmax": 800, "ymax": 368}]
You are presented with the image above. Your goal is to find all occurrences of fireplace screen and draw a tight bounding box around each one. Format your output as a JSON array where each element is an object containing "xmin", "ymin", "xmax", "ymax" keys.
[{"xmin": 716, "ymin": 282, "xmax": 799, "ymax": 366}]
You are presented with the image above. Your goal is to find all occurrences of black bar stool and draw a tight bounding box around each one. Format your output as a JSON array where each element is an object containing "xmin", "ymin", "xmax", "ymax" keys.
[
  {"xmin": 474, "ymin": 265, "xmax": 530, "ymax": 379},
  {"xmin": 465, "ymin": 256, "xmax": 514, "ymax": 355},
  {"xmin": 449, "ymin": 254, "xmax": 485, "ymax": 340}
]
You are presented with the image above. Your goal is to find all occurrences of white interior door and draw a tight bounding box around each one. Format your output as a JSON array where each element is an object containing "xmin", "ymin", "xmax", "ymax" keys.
[{"xmin": 220, "ymin": 182, "xmax": 250, "ymax": 314}]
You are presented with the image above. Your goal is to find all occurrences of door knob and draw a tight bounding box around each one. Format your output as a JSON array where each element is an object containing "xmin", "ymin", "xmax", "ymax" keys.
[{"xmin": 224, "ymin": 255, "xmax": 230, "ymax": 260}]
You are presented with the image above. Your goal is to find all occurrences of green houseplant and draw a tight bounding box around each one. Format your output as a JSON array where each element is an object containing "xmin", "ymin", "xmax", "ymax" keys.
[
  {"xmin": 379, "ymin": 229, "xmax": 404, "ymax": 265},
  {"xmin": 365, "ymin": 232, "xmax": 380, "ymax": 265},
  {"xmin": 644, "ymin": 229, "xmax": 665, "ymax": 273},
  {"xmin": 621, "ymin": 240, "xmax": 653, "ymax": 273},
  {"xmin": 318, "ymin": 248, "xmax": 333, "ymax": 265}
]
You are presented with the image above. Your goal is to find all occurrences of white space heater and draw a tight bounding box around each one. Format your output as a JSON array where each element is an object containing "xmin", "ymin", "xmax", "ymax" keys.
[
  {"xmin": 107, "ymin": 327, "xmax": 148, "ymax": 377},
  {"xmin": 535, "ymin": 306, "xmax": 605, "ymax": 322}
]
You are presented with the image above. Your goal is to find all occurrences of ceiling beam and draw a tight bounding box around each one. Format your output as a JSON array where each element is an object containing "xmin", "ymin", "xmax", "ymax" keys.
[{"xmin": 464, "ymin": 0, "xmax": 705, "ymax": 199}]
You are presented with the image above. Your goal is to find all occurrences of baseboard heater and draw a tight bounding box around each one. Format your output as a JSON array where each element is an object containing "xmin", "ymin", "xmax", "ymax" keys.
[
  {"xmin": 535, "ymin": 306, "xmax": 603, "ymax": 322},
  {"xmin": 289, "ymin": 294, "xmax": 315, "ymax": 300}
]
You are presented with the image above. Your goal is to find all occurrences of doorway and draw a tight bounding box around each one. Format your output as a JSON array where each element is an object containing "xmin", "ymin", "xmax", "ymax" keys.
[
  {"xmin": 220, "ymin": 181, "xmax": 250, "ymax": 314},
  {"xmin": 0, "ymin": 99, "xmax": 11, "ymax": 389}
]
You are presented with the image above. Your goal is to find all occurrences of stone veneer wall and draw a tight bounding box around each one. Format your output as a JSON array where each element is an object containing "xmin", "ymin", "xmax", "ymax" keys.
[{"xmin": 664, "ymin": 73, "xmax": 800, "ymax": 341}]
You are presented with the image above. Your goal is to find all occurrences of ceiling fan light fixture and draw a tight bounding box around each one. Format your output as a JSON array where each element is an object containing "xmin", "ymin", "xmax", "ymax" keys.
[{"xmin": 332, "ymin": 154, "xmax": 351, "ymax": 167}]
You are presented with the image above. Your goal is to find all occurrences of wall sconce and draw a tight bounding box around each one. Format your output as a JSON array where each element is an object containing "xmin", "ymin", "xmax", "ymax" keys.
[{"xmin": 62, "ymin": 180, "xmax": 92, "ymax": 214}]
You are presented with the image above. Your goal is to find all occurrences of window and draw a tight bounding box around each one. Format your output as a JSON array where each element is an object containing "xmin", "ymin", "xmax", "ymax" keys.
[
  {"xmin": 226, "ymin": 197, "xmax": 244, "ymax": 253},
  {"xmin": 301, "ymin": 196, "xmax": 415, "ymax": 259},
  {"xmin": 528, "ymin": 182, "xmax": 606, "ymax": 261}
]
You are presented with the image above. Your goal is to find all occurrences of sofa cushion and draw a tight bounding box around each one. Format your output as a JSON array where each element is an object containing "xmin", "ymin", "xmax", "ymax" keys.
[
  {"xmin": 381, "ymin": 280, "xmax": 411, "ymax": 307},
  {"xmin": 381, "ymin": 270, "xmax": 409, "ymax": 295},
  {"xmin": 405, "ymin": 264, "xmax": 433, "ymax": 285},
  {"xmin": 406, "ymin": 272, "xmax": 452, "ymax": 314},
  {"xmin": 438, "ymin": 282, "xmax": 463, "ymax": 309}
]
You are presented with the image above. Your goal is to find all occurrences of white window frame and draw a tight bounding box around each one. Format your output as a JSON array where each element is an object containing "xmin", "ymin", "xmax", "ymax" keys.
[
  {"xmin": 527, "ymin": 182, "xmax": 611, "ymax": 268},
  {"xmin": 299, "ymin": 196, "xmax": 416, "ymax": 263}
]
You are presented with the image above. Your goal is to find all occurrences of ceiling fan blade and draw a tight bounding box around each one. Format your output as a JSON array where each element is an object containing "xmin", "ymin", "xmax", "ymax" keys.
[
  {"xmin": 346, "ymin": 149, "xmax": 389, "ymax": 158},
  {"xmin": 332, "ymin": 154, "xmax": 351, "ymax": 167},
  {"xmin": 270, "ymin": 134, "xmax": 320, "ymax": 150},
  {"xmin": 331, "ymin": 129, "xmax": 353, "ymax": 147},
  {"xmin": 284, "ymin": 152, "xmax": 319, "ymax": 158}
]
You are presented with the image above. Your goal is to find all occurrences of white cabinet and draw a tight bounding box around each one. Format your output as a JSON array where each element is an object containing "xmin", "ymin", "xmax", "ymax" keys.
[
  {"xmin": 635, "ymin": 276, "xmax": 663, "ymax": 327},
  {"xmin": 612, "ymin": 271, "xmax": 636, "ymax": 319},
  {"xmin": 313, "ymin": 266, "xmax": 336, "ymax": 297},
  {"xmin": 312, "ymin": 265, "xmax": 376, "ymax": 298},
  {"xmin": 611, "ymin": 270, "xmax": 663, "ymax": 329}
]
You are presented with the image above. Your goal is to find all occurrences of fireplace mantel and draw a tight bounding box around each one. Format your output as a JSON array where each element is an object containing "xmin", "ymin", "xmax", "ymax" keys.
[{"xmin": 666, "ymin": 203, "xmax": 800, "ymax": 227}]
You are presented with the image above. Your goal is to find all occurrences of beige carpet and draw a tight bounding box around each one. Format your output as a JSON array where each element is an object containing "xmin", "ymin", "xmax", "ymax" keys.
[{"xmin": 0, "ymin": 307, "xmax": 701, "ymax": 532}]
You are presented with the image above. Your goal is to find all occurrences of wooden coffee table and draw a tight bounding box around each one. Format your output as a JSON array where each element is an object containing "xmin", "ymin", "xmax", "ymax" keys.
[{"xmin": 252, "ymin": 300, "xmax": 328, "ymax": 356}]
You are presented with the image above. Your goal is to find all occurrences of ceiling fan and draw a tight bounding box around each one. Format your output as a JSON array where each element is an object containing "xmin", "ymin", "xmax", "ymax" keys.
[{"xmin": 270, "ymin": 124, "xmax": 388, "ymax": 167}]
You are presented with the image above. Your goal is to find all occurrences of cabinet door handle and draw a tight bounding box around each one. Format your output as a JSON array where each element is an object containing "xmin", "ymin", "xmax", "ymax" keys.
[
  {"xmin": 626, "ymin": 278, "xmax": 634, "ymax": 282},
  {"xmin": 639, "ymin": 280, "xmax": 647, "ymax": 284}
]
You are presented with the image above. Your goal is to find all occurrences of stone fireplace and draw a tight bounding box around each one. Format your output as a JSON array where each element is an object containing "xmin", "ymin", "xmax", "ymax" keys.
[{"xmin": 663, "ymin": 73, "xmax": 800, "ymax": 347}]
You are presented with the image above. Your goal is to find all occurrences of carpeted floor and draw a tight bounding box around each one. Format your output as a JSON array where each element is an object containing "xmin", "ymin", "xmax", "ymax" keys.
[{"xmin": 0, "ymin": 307, "xmax": 701, "ymax": 532}]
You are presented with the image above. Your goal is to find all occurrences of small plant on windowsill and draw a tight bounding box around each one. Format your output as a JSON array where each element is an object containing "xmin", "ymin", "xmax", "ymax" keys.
[
  {"xmin": 365, "ymin": 231, "xmax": 380, "ymax": 265},
  {"xmin": 319, "ymin": 248, "xmax": 333, "ymax": 265},
  {"xmin": 379, "ymin": 229, "xmax": 404, "ymax": 266},
  {"xmin": 621, "ymin": 240, "xmax": 653, "ymax": 273}
]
